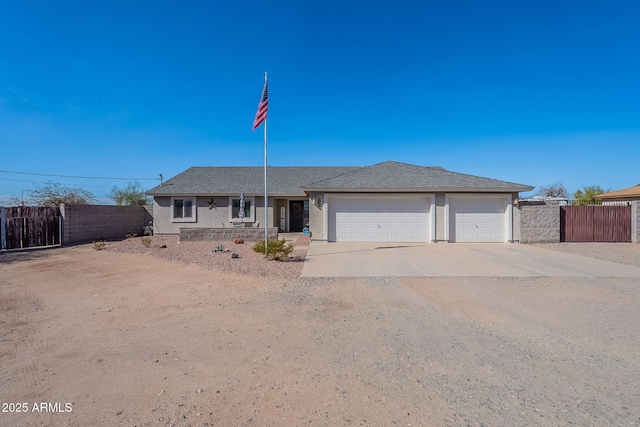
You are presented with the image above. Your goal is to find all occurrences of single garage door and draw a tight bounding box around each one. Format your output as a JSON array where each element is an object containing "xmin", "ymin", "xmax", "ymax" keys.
[
  {"xmin": 449, "ymin": 198, "xmax": 505, "ymax": 242},
  {"xmin": 329, "ymin": 198, "xmax": 430, "ymax": 242}
]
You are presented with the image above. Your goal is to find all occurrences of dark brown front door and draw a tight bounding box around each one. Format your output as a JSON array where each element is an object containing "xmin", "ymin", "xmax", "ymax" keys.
[{"xmin": 289, "ymin": 201, "xmax": 308, "ymax": 232}]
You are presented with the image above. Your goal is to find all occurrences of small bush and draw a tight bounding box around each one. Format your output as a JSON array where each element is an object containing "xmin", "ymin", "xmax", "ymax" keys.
[
  {"xmin": 252, "ymin": 238, "xmax": 294, "ymax": 261},
  {"xmin": 93, "ymin": 241, "xmax": 107, "ymax": 251},
  {"xmin": 141, "ymin": 237, "xmax": 152, "ymax": 247},
  {"xmin": 125, "ymin": 233, "xmax": 138, "ymax": 239}
]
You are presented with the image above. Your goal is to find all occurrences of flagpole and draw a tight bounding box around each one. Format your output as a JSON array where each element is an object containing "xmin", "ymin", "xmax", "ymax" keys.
[{"xmin": 263, "ymin": 72, "xmax": 268, "ymax": 256}]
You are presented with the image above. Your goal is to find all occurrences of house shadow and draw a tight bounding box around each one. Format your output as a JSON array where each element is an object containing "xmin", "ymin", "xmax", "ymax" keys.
[{"xmin": 0, "ymin": 245, "xmax": 65, "ymax": 265}]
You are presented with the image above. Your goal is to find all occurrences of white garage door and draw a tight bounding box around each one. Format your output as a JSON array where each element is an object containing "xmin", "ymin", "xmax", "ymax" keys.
[
  {"xmin": 329, "ymin": 198, "xmax": 430, "ymax": 242},
  {"xmin": 449, "ymin": 198, "xmax": 505, "ymax": 242}
]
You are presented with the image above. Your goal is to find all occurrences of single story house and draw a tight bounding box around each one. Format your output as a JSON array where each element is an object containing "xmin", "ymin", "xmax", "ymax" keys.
[
  {"xmin": 594, "ymin": 184, "xmax": 640, "ymax": 204},
  {"xmin": 146, "ymin": 161, "xmax": 533, "ymax": 243}
]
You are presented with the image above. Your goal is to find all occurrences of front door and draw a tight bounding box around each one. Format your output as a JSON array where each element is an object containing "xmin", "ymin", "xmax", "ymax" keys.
[{"xmin": 289, "ymin": 200, "xmax": 308, "ymax": 232}]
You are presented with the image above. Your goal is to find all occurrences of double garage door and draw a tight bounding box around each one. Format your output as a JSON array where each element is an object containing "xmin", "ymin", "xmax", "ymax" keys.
[
  {"xmin": 329, "ymin": 198, "xmax": 430, "ymax": 242},
  {"xmin": 328, "ymin": 196, "xmax": 507, "ymax": 243}
]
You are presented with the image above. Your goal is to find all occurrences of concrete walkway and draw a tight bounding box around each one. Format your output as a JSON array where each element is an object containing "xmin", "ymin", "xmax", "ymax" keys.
[{"xmin": 301, "ymin": 243, "xmax": 640, "ymax": 277}]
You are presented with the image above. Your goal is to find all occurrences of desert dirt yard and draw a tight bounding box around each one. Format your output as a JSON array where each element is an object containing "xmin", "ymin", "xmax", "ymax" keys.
[{"xmin": 1, "ymin": 237, "xmax": 640, "ymax": 427}]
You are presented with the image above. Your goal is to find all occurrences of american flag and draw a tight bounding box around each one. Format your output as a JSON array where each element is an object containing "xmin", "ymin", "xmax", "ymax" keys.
[{"xmin": 252, "ymin": 80, "xmax": 268, "ymax": 131}]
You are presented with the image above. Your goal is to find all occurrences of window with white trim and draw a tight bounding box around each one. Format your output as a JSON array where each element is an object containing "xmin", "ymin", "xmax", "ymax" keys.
[
  {"xmin": 228, "ymin": 196, "xmax": 255, "ymax": 222},
  {"xmin": 172, "ymin": 197, "xmax": 196, "ymax": 222}
]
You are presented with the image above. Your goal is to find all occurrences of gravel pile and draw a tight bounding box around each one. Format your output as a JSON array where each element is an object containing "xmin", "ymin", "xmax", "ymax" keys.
[{"xmin": 103, "ymin": 235, "xmax": 307, "ymax": 280}]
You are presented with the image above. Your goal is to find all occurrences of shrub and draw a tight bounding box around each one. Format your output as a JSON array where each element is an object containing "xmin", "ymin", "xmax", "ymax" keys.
[
  {"xmin": 125, "ymin": 233, "xmax": 138, "ymax": 239},
  {"xmin": 141, "ymin": 237, "xmax": 152, "ymax": 247},
  {"xmin": 252, "ymin": 238, "xmax": 294, "ymax": 261},
  {"xmin": 93, "ymin": 241, "xmax": 107, "ymax": 251}
]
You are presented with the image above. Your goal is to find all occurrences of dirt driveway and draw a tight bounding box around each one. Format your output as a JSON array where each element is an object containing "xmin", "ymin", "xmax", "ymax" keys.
[{"xmin": 1, "ymin": 242, "xmax": 640, "ymax": 426}]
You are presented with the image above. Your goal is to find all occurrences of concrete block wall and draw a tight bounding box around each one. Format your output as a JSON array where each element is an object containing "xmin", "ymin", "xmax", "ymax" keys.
[
  {"xmin": 180, "ymin": 227, "xmax": 279, "ymax": 241},
  {"xmin": 518, "ymin": 200, "xmax": 560, "ymax": 243},
  {"xmin": 60, "ymin": 204, "xmax": 153, "ymax": 244}
]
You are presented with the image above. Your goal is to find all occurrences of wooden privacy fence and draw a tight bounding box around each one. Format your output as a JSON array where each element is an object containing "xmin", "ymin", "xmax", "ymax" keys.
[
  {"xmin": 560, "ymin": 205, "xmax": 631, "ymax": 242},
  {"xmin": 1, "ymin": 206, "xmax": 61, "ymax": 250}
]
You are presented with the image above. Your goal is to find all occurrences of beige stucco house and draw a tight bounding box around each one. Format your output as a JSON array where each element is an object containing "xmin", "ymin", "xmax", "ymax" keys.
[{"xmin": 146, "ymin": 161, "xmax": 533, "ymax": 243}]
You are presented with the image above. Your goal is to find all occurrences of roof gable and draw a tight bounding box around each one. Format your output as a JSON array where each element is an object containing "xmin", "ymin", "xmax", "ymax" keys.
[{"xmin": 302, "ymin": 161, "xmax": 533, "ymax": 192}]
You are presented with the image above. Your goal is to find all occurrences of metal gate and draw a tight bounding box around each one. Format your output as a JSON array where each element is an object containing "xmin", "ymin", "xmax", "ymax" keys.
[
  {"xmin": 560, "ymin": 205, "xmax": 631, "ymax": 242},
  {"xmin": 1, "ymin": 206, "xmax": 62, "ymax": 250}
]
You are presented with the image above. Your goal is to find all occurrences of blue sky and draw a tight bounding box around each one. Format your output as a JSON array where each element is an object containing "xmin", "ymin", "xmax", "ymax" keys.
[{"xmin": 1, "ymin": 0, "xmax": 639, "ymax": 204}]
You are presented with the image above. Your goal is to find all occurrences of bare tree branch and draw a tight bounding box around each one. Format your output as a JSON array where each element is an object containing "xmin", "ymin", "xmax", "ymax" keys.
[{"xmin": 28, "ymin": 181, "xmax": 96, "ymax": 206}]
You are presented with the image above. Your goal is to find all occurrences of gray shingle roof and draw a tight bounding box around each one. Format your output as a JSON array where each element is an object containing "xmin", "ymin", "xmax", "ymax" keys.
[
  {"xmin": 147, "ymin": 161, "xmax": 534, "ymax": 196},
  {"xmin": 302, "ymin": 161, "xmax": 534, "ymax": 192},
  {"xmin": 146, "ymin": 166, "xmax": 361, "ymax": 196}
]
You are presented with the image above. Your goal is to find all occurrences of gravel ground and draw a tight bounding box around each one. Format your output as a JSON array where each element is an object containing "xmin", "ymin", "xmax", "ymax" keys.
[
  {"xmin": 532, "ymin": 243, "xmax": 640, "ymax": 267},
  {"xmin": 103, "ymin": 235, "xmax": 310, "ymax": 280},
  {"xmin": 2, "ymin": 242, "xmax": 639, "ymax": 426}
]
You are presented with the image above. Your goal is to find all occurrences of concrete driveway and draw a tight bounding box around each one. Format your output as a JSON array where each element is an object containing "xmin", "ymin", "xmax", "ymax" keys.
[{"xmin": 301, "ymin": 243, "xmax": 640, "ymax": 277}]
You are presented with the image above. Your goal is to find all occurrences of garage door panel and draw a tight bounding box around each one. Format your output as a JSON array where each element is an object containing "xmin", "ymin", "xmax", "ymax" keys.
[
  {"xmin": 330, "ymin": 198, "xmax": 430, "ymax": 242},
  {"xmin": 450, "ymin": 198, "xmax": 505, "ymax": 243}
]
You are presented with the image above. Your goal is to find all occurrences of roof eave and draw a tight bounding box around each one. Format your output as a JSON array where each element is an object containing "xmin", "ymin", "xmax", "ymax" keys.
[
  {"xmin": 596, "ymin": 194, "xmax": 640, "ymax": 199},
  {"xmin": 301, "ymin": 186, "xmax": 533, "ymax": 193},
  {"xmin": 147, "ymin": 191, "xmax": 306, "ymax": 197}
]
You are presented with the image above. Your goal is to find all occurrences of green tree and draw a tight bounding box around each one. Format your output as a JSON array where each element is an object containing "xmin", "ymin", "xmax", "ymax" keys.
[
  {"xmin": 573, "ymin": 185, "xmax": 607, "ymax": 204},
  {"xmin": 108, "ymin": 181, "xmax": 151, "ymax": 206},
  {"xmin": 536, "ymin": 182, "xmax": 569, "ymax": 198},
  {"xmin": 28, "ymin": 181, "xmax": 95, "ymax": 207}
]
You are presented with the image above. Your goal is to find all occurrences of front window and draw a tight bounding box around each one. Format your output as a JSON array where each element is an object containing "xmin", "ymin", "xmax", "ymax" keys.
[
  {"xmin": 232, "ymin": 199, "xmax": 251, "ymax": 219},
  {"xmin": 228, "ymin": 196, "xmax": 255, "ymax": 222},
  {"xmin": 172, "ymin": 198, "xmax": 196, "ymax": 222}
]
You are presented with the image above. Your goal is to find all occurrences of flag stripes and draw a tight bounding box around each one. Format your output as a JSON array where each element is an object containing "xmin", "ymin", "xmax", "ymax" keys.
[{"xmin": 252, "ymin": 81, "xmax": 268, "ymax": 131}]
